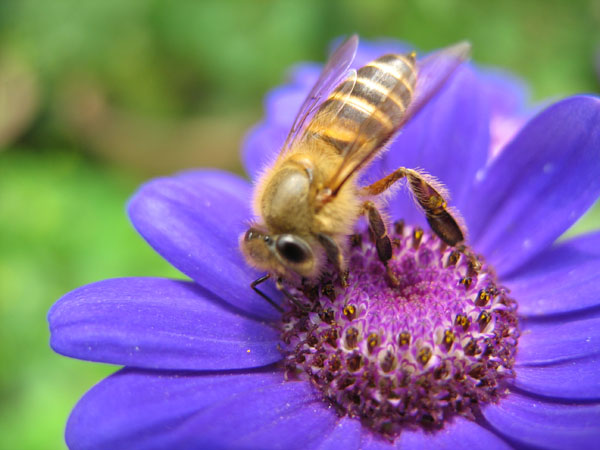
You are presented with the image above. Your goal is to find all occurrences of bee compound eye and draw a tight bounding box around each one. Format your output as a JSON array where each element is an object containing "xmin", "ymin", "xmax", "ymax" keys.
[
  {"xmin": 276, "ymin": 235, "xmax": 311, "ymax": 264},
  {"xmin": 244, "ymin": 229, "xmax": 256, "ymax": 241}
]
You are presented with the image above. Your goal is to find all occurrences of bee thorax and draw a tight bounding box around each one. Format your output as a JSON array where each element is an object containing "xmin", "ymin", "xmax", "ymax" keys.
[{"xmin": 261, "ymin": 167, "xmax": 312, "ymax": 232}]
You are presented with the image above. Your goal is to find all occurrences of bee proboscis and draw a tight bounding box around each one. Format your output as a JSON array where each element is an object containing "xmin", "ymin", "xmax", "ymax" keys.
[{"xmin": 240, "ymin": 35, "xmax": 472, "ymax": 310}]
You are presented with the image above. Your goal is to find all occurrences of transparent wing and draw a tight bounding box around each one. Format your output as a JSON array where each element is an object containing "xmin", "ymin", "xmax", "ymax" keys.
[
  {"xmin": 278, "ymin": 34, "xmax": 359, "ymax": 157},
  {"xmin": 403, "ymin": 41, "xmax": 471, "ymax": 124},
  {"xmin": 324, "ymin": 41, "xmax": 471, "ymax": 197}
]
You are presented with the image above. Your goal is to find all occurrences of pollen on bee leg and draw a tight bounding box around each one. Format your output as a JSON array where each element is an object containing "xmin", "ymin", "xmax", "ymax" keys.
[{"xmin": 280, "ymin": 221, "xmax": 519, "ymax": 439}]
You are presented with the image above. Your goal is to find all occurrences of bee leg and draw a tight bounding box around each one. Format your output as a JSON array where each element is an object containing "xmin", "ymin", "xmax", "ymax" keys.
[
  {"xmin": 317, "ymin": 233, "xmax": 348, "ymax": 287},
  {"xmin": 276, "ymin": 278, "xmax": 311, "ymax": 312},
  {"xmin": 361, "ymin": 167, "xmax": 467, "ymax": 247},
  {"xmin": 404, "ymin": 168, "xmax": 467, "ymax": 247},
  {"xmin": 251, "ymin": 274, "xmax": 283, "ymax": 312},
  {"xmin": 362, "ymin": 201, "xmax": 399, "ymax": 286}
]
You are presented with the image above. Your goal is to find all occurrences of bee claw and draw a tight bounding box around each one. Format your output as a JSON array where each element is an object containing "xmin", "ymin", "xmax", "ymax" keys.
[
  {"xmin": 340, "ymin": 269, "xmax": 349, "ymax": 288},
  {"xmin": 386, "ymin": 265, "xmax": 399, "ymax": 287}
]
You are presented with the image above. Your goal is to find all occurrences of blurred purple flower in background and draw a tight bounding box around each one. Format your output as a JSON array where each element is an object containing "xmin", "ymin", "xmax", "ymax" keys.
[{"xmin": 49, "ymin": 40, "xmax": 600, "ymax": 449}]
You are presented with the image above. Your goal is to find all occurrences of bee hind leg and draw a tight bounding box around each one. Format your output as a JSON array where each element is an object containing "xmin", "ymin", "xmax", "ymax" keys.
[
  {"xmin": 361, "ymin": 167, "xmax": 467, "ymax": 247},
  {"xmin": 362, "ymin": 201, "xmax": 399, "ymax": 286}
]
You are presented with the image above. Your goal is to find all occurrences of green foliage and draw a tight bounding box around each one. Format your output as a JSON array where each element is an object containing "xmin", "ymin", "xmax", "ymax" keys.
[{"xmin": 0, "ymin": 151, "xmax": 179, "ymax": 449}]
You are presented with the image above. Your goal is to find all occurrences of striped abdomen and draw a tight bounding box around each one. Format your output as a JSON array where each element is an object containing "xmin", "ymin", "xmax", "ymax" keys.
[{"xmin": 307, "ymin": 53, "xmax": 417, "ymax": 154}]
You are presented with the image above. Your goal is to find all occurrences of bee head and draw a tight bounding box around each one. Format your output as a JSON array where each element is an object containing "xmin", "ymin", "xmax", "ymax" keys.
[{"xmin": 240, "ymin": 225, "xmax": 317, "ymax": 279}]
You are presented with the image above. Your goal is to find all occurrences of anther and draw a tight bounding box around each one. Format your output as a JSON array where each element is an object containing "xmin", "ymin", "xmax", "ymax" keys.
[
  {"xmin": 324, "ymin": 328, "xmax": 339, "ymax": 348},
  {"xmin": 347, "ymin": 353, "xmax": 363, "ymax": 372},
  {"xmin": 306, "ymin": 332, "xmax": 319, "ymax": 348},
  {"xmin": 394, "ymin": 219, "xmax": 405, "ymax": 236},
  {"xmin": 467, "ymin": 259, "xmax": 481, "ymax": 277},
  {"xmin": 455, "ymin": 314, "xmax": 470, "ymax": 331},
  {"xmin": 475, "ymin": 289, "xmax": 491, "ymax": 306},
  {"xmin": 434, "ymin": 362, "xmax": 450, "ymax": 379},
  {"xmin": 469, "ymin": 364, "xmax": 485, "ymax": 379},
  {"xmin": 345, "ymin": 327, "xmax": 359, "ymax": 349},
  {"xmin": 321, "ymin": 281, "xmax": 336, "ymax": 301},
  {"xmin": 459, "ymin": 277, "xmax": 473, "ymax": 290},
  {"xmin": 446, "ymin": 250, "xmax": 460, "ymax": 267},
  {"xmin": 412, "ymin": 227, "xmax": 424, "ymax": 249},
  {"xmin": 343, "ymin": 304, "xmax": 357, "ymax": 320},
  {"xmin": 337, "ymin": 376, "xmax": 356, "ymax": 389},
  {"xmin": 302, "ymin": 284, "xmax": 319, "ymax": 302},
  {"xmin": 398, "ymin": 332, "xmax": 411, "ymax": 347},
  {"xmin": 329, "ymin": 354, "xmax": 342, "ymax": 372},
  {"xmin": 312, "ymin": 353, "xmax": 325, "ymax": 368},
  {"xmin": 350, "ymin": 233, "xmax": 363, "ymax": 248},
  {"xmin": 442, "ymin": 329, "xmax": 455, "ymax": 351},
  {"xmin": 477, "ymin": 311, "xmax": 492, "ymax": 331},
  {"xmin": 319, "ymin": 308, "xmax": 336, "ymax": 324},
  {"xmin": 367, "ymin": 333, "xmax": 380, "ymax": 353},
  {"xmin": 418, "ymin": 346, "xmax": 432, "ymax": 366},
  {"xmin": 380, "ymin": 351, "xmax": 397, "ymax": 373},
  {"xmin": 379, "ymin": 377, "xmax": 394, "ymax": 398},
  {"xmin": 464, "ymin": 339, "xmax": 479, "ymax": 356}
]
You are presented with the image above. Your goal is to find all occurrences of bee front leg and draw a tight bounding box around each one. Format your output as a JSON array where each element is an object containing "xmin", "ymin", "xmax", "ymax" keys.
[
  {"xmin": 275, "ymin": 278, "xmax": 311, "ymax": 312},
  {"xmin": 362, "ymin": 201, "xmax": 398, "ymax": 286},
  {"xmin": 317, "ymin": 233, "xmax": 348, "ymax": 287},
  {"xmin": 251, "ymin": 274, "xmax": 284, "ymax": 313}
]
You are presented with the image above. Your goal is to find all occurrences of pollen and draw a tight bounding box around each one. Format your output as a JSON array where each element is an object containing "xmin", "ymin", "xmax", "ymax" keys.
[{"xmin": 280, "ymin": 223, "xmax": 519, "ymax": 439}]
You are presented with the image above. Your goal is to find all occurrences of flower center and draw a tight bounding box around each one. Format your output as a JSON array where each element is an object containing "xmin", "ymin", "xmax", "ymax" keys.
[{"xmin": 280, "ymin": 221, "xmax": 519, "ymax": 439}]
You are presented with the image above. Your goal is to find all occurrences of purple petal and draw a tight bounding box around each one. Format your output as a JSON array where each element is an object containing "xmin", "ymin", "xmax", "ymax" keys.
[
  {"xmin": 465, "ymin": 96, "xmax": 600, "ymax": 277},
  {"xmin": 514, "ymin": 354, "xmax": 600, "ymax": 400},
  {"xmin": 316, "ymin": 418, "xmax": 362, "ymax": 450},
  {"xmin": 517, "ymin": 316, "xmax": 600, "ymax": 365},
  {"xmin": 356, "ymin": 418, "xmax": 510, "ymax": 450},
  {"xmin": 483, "ymin": 390, "xmax": 600, "ymax": 448},
  {"xmin": 505, "ymin": 231, "xmax": 600, "ymax": 316},
  {"xmin": 49, "ymin": 277, "xmax": 281, "ymax": 370},
  {"xmin": 396, "ymin": 418, "xmax": 510, "ymax": 450},
  {"xmin": 67, "ymin": 369, "xmax": 341, "ymax": 450},
  {"xmin": 128, "ymin": 170, "xmax": 281, "ymax": 320},
  {"xmin": 381, "ymin": 65, "xmax": 491, "ymax": 229},
  {"xmin": 476, "ymin": 67, "xmax": 530, "ymax": 158},
  {"xmin": 476, "ymin": 66, "xmax": 529, "ymax": 119}
]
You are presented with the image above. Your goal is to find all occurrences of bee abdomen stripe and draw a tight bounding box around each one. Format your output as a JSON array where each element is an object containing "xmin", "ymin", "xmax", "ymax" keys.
[
  {"xmin": 378, "ymin": 53, "xmax": 416, "ymax": 71},
  {"xmin": 308, "ymin": 52, "xmax": 417, "ymax": 154},
  {"xmin": 316, "ymin": 96, "xmax": 394, "ymax": 131},
  {"xmin": 353, "ymin": 77, "xmax": 407, "ymax": 115},
  {"xmin": 362, "ymin": 60, "xmax": 415, "ymax": 95}
]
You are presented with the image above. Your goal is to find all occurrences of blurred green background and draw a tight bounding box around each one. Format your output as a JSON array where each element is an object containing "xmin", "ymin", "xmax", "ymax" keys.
[{"xmin": 1, "ymin": 0, "xmax": 599, "ymax": 448}]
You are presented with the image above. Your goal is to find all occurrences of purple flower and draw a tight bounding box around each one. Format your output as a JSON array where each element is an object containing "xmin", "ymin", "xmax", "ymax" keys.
[{"xmin": 49, "ymin": 40, "xmax": 600, "ymax": 449}]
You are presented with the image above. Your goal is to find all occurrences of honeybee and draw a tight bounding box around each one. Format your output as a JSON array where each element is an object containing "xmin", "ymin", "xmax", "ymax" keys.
[{"xmin": 240, "ymin": 35, "xmax": 471, "ymax": 308}]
